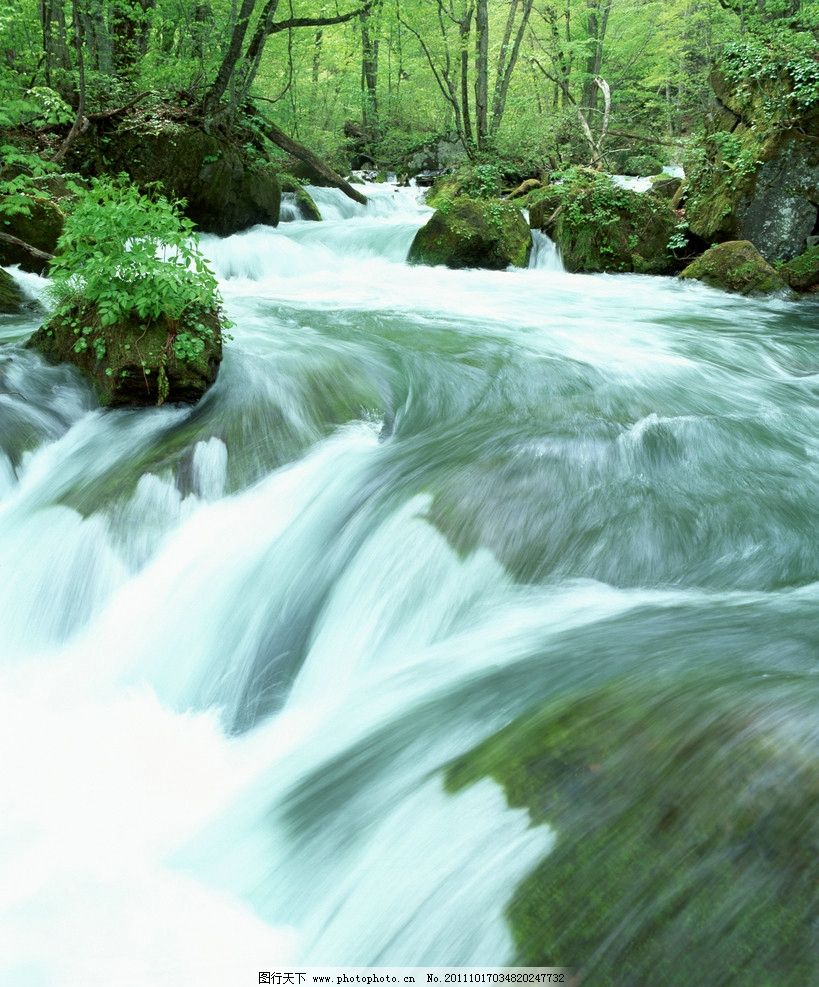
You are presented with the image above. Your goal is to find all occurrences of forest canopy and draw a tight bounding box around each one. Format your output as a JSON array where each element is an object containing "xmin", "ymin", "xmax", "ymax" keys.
[{"xmin": 1, "ymin": 0, "xmax": 816, "ymax": 174}]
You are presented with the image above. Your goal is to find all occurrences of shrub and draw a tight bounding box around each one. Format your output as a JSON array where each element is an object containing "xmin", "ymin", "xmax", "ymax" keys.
[{"xmin": 48, "ymin": 176, "xmax": 224, "ymax": 334}]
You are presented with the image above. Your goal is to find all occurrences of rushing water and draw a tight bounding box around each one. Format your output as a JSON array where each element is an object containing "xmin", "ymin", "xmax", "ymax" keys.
[{"xmin": 0, "ymin": 183, "xmax": 817, "ymax": 985}]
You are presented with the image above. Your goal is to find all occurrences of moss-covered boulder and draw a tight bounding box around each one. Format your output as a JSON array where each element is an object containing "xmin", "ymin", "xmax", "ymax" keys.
[
  {"xmin": 528, "ymin": 169, "xmax": 678, "ymax": 274},
  {"xmin": 621, "ymin": 154, "xmax": 664, "ymax": 177},
  {"xmin": 684, "ymin": 67, "xmax": 819, "ymax": 262},
  {"xmin": 408, "ymin": 197, "xmax": 531, "ymax": 270},
  {"xmin": 650, "ymin": 174, "xmax": 683, "ymax": 199},
  {"xmin": 0, "ymin": 196, "xmax": 64, "ymax": 273},
  {"xmin": 680, "ymin": 240, "xmax": 785, "ymax": 295},
  {"xmin": 0, "ymin": 269, "xmax": 23, "ymax": 313},
  {"xmin": 27, "ymin": 301, "xmax": 222, "ymax": 406},
  {"xmin": 779, "ymin": 245, "xmax": 819, "ymax": 293},
  {"xmin": 280, "ymin": 177, "xmax": 321, "ymax": 221},
  {"xmin": 446, "ymin": 679, "xmax": 819, "ymax": 984},
  {"xmin": 91, "ymin": 118, "xmax": 280, "ymax": 236}
]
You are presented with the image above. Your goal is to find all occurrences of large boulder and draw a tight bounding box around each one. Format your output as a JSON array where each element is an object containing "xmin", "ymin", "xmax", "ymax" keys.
[
  {"xmin": 27, "ymin": 301, "xmax": 222, "ymax": 406},
  {"xmin": 685, "ymin": 68, "xmax": 819, "ymax": 262},
  {"xmin": 91, "ymin": 119, "xmax": 280, "ymax": 236},
  {"xmin": 0, "ymin": 269, "xmax": 24, "ymax": 313},
  {"xmin": 0, "ymin": 196, "xmax": 64, "ymax": 273},
  {"xmin": 680, "ymin": 240, "xmax": 786, "ymax": 295},
  {"xmin": 529, "ymin": 170, "xmax": 678, "ymax": 274},
  {"xmin": 404, "ymin": 133, "xmax": 468, "ymax": 175},
  {"xmin": 408, "ymin": 197, "xmax": 531, "ymax": 270},
  {"xmin": 779, "ymin": 245, "xmax": 819, "ymax": 293}
]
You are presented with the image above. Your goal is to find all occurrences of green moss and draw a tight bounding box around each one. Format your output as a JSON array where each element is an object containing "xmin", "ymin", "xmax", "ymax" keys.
[
  {"xmin": 280, "ymin": 176, "xmax": 322, "ymax": 221},
  {"xmin": 27, "ymin": 300, "xmax": 222, "ymax": 406},
  {"xmin": 684, "ymin": 128, "xmax": 763, "ymax": 243},
  {"xmin": 446, "ymin": 678, "xmax": 819, "ymax": 985},
  {"xmin": 529, "ymin": 169, "xmax": 677, "ymax": 274},
  {"xmin": 650, "ymin": 174, "xmax": 683, "ymax": 200},
  {"xmin": 778, "ymin": 245, "xmax": 819, "ymax": 292},
  {"xmin": 680, "ymin": 240, "xmax": 786, "ymax": 294},
  {"xmin": 0, "ymin": 268, "xmax": 23, "ymax": 313},
  {"xmin": 408, "ymin": 197, "xmax": 531, "ymax": 270}
]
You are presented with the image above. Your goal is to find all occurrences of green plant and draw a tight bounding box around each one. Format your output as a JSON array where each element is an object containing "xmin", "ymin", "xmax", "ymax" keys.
[
  {"xmin": 667, "ymin": 221, "xmax": 690, "ymax": 253},
  {"xmin": 49, "ymin": 176, "xmax": 224, "ymax": 334},
  {"xmin": 25, "ymin": 87, "xmax": 74, "ymax": 128}
]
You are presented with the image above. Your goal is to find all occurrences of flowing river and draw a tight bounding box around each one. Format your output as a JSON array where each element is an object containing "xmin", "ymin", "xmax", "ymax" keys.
[{"xmin": 1, "ymin": 183, "xmax": 817, "ymax": 985}]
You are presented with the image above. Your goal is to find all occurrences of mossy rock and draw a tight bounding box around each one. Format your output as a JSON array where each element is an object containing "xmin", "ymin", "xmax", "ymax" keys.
[
  {"xmin": 650, "ymin": 174, "xmax": 683, "ymax": 200},
  {"xmin": 280, "ymin": 177, "xmax": 322, "ymax": 221},
  {"xmin": 0, "ymin": 196, "xmax": 64, "ymax": 273},
  {"xmin": 680, "ymin": 240, "xmax": 786, "ymax": 295},
  {"xmin": 0, "ymin": 268, "xmax": 24, "ymax": 313},
  {"xmin": 529, "ymin": 170, "xmax": 677, "ymax": 274},
  {"xmin": 621, "ymin": 154, "xmax": 664, "ymax": 177},
  {"xmin": 96, "ymin": 120, "xmax": 280, "ymax": 236},
  {"xmin": 27, "ymin": 300, "xmax": 222, "ymax": 407},
  {"xmin": 446, "ymin": 678, "xmax": 819, "ymax": 984},
  {"xmin": 778, "ymin": 245, "xmax": 819, "ymax": 292},
  {"xmin": 684, "ymin": 68, "xmax": 819, "ymax": 262},
  {"xmin": 408, "ymin": 197, "xmax": 531, "ymax": 270}
]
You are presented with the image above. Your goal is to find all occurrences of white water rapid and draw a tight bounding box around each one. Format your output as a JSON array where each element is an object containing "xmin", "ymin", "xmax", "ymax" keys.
[{"xmin": 1, "ymin": 181, "xmax": 817, "ymax": 986}]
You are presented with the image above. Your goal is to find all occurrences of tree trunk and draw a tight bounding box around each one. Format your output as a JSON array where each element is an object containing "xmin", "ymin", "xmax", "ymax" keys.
[
  {"xmin": 361, "ymin": 5, "xmax": 379, "ymax": 130},
  {"xmin": 474, "ymin": 0, "xmax": 488, "ymax": 148},
  {"xmin": 490, "ymin": 0, "xmax": 533, "ymax": 135},
  {"xmin": 459, "ymin": 7, "xmax": 474, "ymax": 147},
  {"xmin": 261, "ymin": 115, "xmax": 368, "ymax": 206}
]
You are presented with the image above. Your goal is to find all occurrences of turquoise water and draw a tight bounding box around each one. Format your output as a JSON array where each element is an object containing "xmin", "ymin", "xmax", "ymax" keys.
[{"xmin": 0, "ymin": 184, "xmax": 817, "ymax": 984}]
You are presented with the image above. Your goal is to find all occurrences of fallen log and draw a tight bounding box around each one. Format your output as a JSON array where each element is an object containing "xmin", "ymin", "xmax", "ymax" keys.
[
  {"xmin": 260, "ymin": 115, "xmax": 367, "ymax": 207},
  {"xmin": 0, "ymin": 231, "xmax": 55, "ymax": 262}
]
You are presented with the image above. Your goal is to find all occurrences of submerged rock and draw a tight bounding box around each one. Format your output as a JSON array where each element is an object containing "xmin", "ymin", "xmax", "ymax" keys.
[
  {"xmin": 446, "ymin": 679, "xmax": 819, "ymax": 982},
  {"xmin": 0, "ymin": 196, "xmax": 64, "ymax": 273},
  {"xmin": 529, "ymin": 170, "xmax": 678, "ymax": 274},
  {"xmin": 0, "ymin": 269, "xmax": 24, "ymax": 313},
  {"xmin": 86, "ymin": 119, "xmax": 280, "ymax": 236},
  {"xmin": 408, "ymin": 197, "xmax": 531, "ymax": 270},
  {"xmin": 779, "ymin": 245, "xmax": 819, "ymax": 293},
  {"xmin": 680, "ymin": 240, "xmax": 785, "ymax": 295},
  {"xmin": 27, "ymin": 302, "xmax": 222, "ymax": 407}
]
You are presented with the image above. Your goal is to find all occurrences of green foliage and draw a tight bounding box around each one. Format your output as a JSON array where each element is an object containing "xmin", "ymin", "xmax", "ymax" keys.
[
  {"xmin": 721, "ymin": 33, "xmax": 819, "ymax": 115},
  {"xmin": 25, "ymin": 87, "xmax": 75, "ymax": 127},
  {"xmin": 49, "ymin": 176, "xmax": 223, "ymax": 336},
  {"xmin": 426, "ymin": 163, "xmax": 506, "ymax": 208},
  {"xmin": 667, "ymin": 220, "xmax": 690, "ymax": 253},
  {"xmin": 621, "ymin": 154, "xmax": 664, "ymax": 178},
  {"xmin": 0, "ymin": 145, "xmax": 62, "ymax": 220}
]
